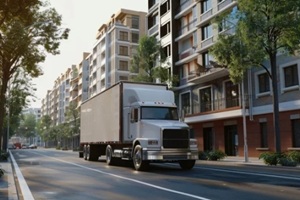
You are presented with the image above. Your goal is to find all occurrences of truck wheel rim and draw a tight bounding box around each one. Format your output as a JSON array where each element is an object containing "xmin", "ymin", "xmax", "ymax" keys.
[{"xmin": 134, "ymin": 149, "xmax": 142, "ymax": 167}]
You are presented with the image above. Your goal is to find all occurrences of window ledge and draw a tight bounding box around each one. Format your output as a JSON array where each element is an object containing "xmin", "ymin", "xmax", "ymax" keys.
[
  {"xmin": 287, "ymin": 147, "xmax": 300, "ymax": 151},
  {"xmin": 282, "ymin": 85, "xmax": 299, "ymax": 93},
  {"xmin": 256, "ymin": 148, "xmax": 269, "ymax": 151},
  {"xmin": 256, "ymin": 92, "xmax": 271, "ymax": 98}
]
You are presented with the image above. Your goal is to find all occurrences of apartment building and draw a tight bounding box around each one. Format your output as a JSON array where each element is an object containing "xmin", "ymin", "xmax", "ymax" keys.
[
  {"xmin": 41, "ymin": 52, "xmax": 90, "ymax": 125},
  {"xmin": 69, "ymin": 53, "xmax": 90, "ymax": 108},
  {"xmin": 89, "ymin": 9, "xmax": 147, "ymax": 97},
  {"xmin": 148, "ymin": 0, "xmax": 300, "ymax": 157}
]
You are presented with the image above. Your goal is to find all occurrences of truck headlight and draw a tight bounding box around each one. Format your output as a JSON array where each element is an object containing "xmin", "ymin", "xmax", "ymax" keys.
[
  {"xmin": 189, "ymin": 139, "xmax": 197, "ymax": 146},
  {"xmin": 148, "ymin": 140, "xmax": 159, "ymax": 145}
]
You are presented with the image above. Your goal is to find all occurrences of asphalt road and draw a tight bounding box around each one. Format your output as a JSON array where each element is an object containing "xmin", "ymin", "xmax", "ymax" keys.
[{"xmin": 10, "ymin": 149, "xmax": 300, "ymax": 200}]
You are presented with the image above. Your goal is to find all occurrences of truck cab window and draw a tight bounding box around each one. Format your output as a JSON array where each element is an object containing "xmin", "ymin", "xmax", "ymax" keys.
[{"xmin": 141, "ymin": 107, "xmax": 179, "ymax": 120}]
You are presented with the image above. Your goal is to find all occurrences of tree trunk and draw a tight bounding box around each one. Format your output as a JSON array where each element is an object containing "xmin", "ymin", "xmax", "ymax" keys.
[
  {"xmin": 0, "ymin": 75, "xmax": 8, "ymax": 151},
  {"xmin": 270, "ymin": 53, "xmax": 281, "ymax": 153}
]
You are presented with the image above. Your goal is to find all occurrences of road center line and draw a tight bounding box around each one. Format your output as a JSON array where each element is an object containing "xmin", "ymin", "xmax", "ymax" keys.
[{"xmin": 33, "ymin": 152, "xmax": 210, "ymax": 200}]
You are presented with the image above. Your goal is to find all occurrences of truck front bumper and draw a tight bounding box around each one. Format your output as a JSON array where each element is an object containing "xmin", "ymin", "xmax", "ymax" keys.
[{"xmin": 142, "ymin": 149, "xmax": 199, "ymax": 161}]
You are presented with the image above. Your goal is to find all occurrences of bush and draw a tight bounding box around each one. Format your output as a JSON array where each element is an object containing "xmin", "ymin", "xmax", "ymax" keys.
[
  {"xmin": 198, "ymin": 151, "xmax": 208, "ymax": 160},
  {"xmin": 0, "ymin": 151, "xmax": 9, "ymax": 161},
  {"xmin": 0, "ymin": 168, "xmax": 4, "ymax": 177},
  {"xmin": 278, "ymin": 157, "xmax": 298, "ymax": 167},
  {"xmin": 259, "ymin": 152, "xmax": 281, "ymax": 165},
  {"xmin": 206, "ymin": 150, "xmax": 227, "ymax": 161},
  {"xmin": 259, "ymin": 151, "xmax": 300, "ymax": 167},
  {"xmin": 286, "ymin": 151, "xmax": 300, "ymax": 163}
]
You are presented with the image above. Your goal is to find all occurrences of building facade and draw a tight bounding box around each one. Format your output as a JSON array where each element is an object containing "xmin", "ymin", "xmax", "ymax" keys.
[
  {"xmin": 89, "ymin": 9, "xmax": 147, "ymax": 97},
  {"xmin": 148, "ymin": 0, "xmax": 300, "ymax": 157}
]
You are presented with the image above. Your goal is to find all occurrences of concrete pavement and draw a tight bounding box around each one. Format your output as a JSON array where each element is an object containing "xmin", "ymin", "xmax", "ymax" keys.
[{"xmin": 0, "ymin": 158, "xmax": 18, "ymax": 200}]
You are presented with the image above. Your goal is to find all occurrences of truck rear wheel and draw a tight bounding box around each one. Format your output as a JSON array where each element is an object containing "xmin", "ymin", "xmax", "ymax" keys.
[
  {"xmin": 133, "ymin": 145, "xmax": 149, "ymax": 171},
  {"xmin": 83, "ymin": 145, "xmax": 87, "ymax": 160},
  {"xmin": 106, "ymin": 145, "xmax": 115, "ymax": 165},
  {"xmin": 178, "ymin": 160, "xmax": 196, "ymax": 170},
  {"xmin": 86, "ymin": 145, "xmax": 91, "ymax": 161}
]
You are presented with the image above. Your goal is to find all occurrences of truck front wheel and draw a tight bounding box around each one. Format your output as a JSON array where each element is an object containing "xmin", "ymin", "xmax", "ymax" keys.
[
  {"xmin": 106, "ymin": 145, "xmax": 115, "ymax": 165},
  {"xmin": 178, "ymin": 160, "xmax": 196, "ymax": 170},
  {"xmin": 133, "ymin": 145, "xmax": 149, "ymax": 171}
]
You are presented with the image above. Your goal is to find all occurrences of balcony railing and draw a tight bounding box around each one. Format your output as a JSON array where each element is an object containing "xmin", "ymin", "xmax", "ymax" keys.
[
  {"xmin": 183, "ymin": 96, "xmax": 249, "ymax": 116},
  {"xmin": 176, "ymin": 19, "xmax": 197, "ymax": 38}
]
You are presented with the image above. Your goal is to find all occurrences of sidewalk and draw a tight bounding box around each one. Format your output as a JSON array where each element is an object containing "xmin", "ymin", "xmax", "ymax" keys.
[{"xmin": 0, "ymin": 158, "xmax": 18, "ymax": 200}]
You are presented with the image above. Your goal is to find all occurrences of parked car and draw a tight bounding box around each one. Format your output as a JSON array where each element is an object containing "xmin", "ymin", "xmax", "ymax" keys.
[
  {"xmin": 21, "ymin": 144, "xmax": 30, "ymax": 149},
  {"xmin": 29, "ymin": 144, "xmax": 37, "ymax": 149}
]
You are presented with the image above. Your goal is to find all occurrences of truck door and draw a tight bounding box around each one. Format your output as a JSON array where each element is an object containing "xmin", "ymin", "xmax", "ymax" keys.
[{"xmin": 128, "ymin": 107, "xmax": 139, "ymax": 139}]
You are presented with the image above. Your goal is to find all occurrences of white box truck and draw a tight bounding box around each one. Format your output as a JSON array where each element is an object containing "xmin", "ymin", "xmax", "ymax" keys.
[{"xmin": 79, "ymin": 81, "xmax": 198, "ymax": 170}]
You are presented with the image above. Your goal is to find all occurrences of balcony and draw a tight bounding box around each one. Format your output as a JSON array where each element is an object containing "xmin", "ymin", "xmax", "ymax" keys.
[
  {"xmin": 218, "ymin": 0, "xmax": 237, "ymax": 12},
  {"xmin": 176, "ymin": 19, "xmax": 197, "ymax": 40},
  {"xmin": 187, "ymin": 67, "xmax": 229, "ymax": 84},
  {"xmin": 148, "ymin": 24, "xmax": 159, "ymax": 36},
  {"xmin": 184, "ymin": 95, "xmax": 249, "ymax": 119},
  {"xmin": 175, "ymin": 0, "xmax": 194, "ymax": 18}
]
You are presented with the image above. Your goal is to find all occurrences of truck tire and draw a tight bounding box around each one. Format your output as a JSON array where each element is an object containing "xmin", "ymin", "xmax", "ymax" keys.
[
  {"xmin": 86, "ymin": 145, "xmax": 91, "ymax": 161},
  {"xmin": 83, "ymin": 145, "xmax": 87, "ymax": 160},
  {"xmin": 133, "ymin": 145, "xmax": 149, "ymax": 171},
  {"xmin": 106, "ymin": 145, "xmax": 115, "ymax": 165},
  {"xmin": 178, "ymin": 160, "xmax": 196, "ymax": 170}
]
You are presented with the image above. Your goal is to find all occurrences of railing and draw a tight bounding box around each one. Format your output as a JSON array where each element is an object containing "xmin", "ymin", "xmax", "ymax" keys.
[
  {"xmin": 177, "ymin": 19, "xmax": 197, "ymax": 37},
  {"xmin": 175, "ymin": 0, "xmax": 193, "ymax": 15},
  {"xmin": 183, "ymin": 96, "xmax": 250, "ymax": 116}
]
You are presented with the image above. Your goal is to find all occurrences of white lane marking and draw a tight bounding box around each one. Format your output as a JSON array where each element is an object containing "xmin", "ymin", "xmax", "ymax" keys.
[
  {"xmin": 33, "ymin": 152, "xmax": 210, "ymax": 200},
  {"xmin": 9, "ymin": 151, "xmax": 35, "ymax": 200},
  {"xmin": 193, "ymin": 166, "xmax": 300, "ymax": 181}
]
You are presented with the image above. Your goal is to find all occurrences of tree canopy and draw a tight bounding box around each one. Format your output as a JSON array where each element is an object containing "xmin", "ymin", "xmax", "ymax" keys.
[
  {"xmin": 0, "ymin": 0, "xmax": 69, "ymax": 151},
  {"xmin": 209, "ymin": 0, "xmax": 300, "ymax": 153},
  {"xmin": 130, "ymin": 35, "xmax": 177, "ymax": 86}
]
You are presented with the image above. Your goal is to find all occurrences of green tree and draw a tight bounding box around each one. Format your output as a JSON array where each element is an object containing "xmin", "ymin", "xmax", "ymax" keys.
[
  {"xmin": 0, "ymin": 0, "xmax": 69, "ymax": 151},
  {"xmin": 65, "ymin": 102, "xmax": 80, "ymax": 147},
  {"xmin": 3, "ymin": 71, "xmax": 35, "ymax": 140},
  {"xmin": 36, "ymin": 115, "xmax": 52, "ymax": 146},
  {"xmin": 18, "ymin": 114, "xmax": 36, "ymax": 140},
  {"xmin": 130, "ymin": 35, "xmax": 177, "ymax": 85},
  {"xmin": 210, "ymin": 0, "xmax": 300, "ymax": 153}
]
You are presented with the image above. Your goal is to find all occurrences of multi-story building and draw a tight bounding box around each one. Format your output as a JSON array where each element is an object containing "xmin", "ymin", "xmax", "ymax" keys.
[
  {"xmin": 89, "ymin": 9, "xmax": 147, "ymax": 97},
  {"xmin": 148, "ymin": 0, "xmax": 300, "ymax": 157}
]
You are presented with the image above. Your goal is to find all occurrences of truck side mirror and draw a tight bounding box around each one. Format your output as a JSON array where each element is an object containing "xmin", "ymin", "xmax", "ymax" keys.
[{"xmin": 131, "ymin": 108, "xmax": 138, "ymax": 123}]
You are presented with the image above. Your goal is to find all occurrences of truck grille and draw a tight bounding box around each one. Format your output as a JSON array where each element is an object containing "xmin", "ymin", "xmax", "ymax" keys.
[{"xmin": 163, "ymin": 129, "xmax": 189, "ymax": 149}]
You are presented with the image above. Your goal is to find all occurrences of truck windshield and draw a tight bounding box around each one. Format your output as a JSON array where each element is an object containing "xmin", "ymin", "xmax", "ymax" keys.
[{"xmin": 141, "ymin": 107, "xmax": 179, "ymax": 120}]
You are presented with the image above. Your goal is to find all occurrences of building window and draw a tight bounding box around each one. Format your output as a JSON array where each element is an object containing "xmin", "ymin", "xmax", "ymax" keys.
[
  {"xmin": 119, "ymin": 46, "xmax": 128, "ymax": 56},
  {"xmin": 225, "ymin": 81, "xmax": 239, "ymax": 108},
  {"xmin": 260, "ymin": 122, "xmax": 268, "ymax": 148},
  {"xmin": 200, "ymin": 87, "xmax": 212, "ymax": 112},
  {"xmin": 180, "ymin": 92, "xmax": 191, "ymax": 115},
  {"xmin": 284, "ymin": 64, "xmax": 299, "ymax": 88},
  {"xmin": 202, "ymin": 52, "xmax": 213, "ymax": 68},
  {"xmin": 119, "ymin": 31, "xmax": 128, "ymax": 41},
  {"xmin": 292, "ymin": 119, "xmax": 300, "ymax": 147},
  {"xmin": 132, "ymin": 16, "xmax": 139, "ymax": 29},
  {"xmin": 201, "ymin": 0, "xmax": 212, "ymax": 14},
  {"xmin": 258, "ymin": 72, "xmax": 270, "ymax": 93},
  {"xmin": 132, "ymin": 32, "xmax": 139, "ymax": 43},
  {"xmin": 119, "ymin": 60, "xmax": 128, "ymax": 71},
  {"xmin": 202, "ymin": 24, "xmax": 212, "ymax": 40},
  {"xmin": 119, "ymin": 76, "xmax": 128, "ymax": 81}
]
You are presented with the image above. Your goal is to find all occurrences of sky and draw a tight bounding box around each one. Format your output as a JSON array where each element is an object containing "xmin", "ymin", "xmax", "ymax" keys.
[{"xmin": 30, "ymin": 0, "xmax": 147, "ymax": 108}]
